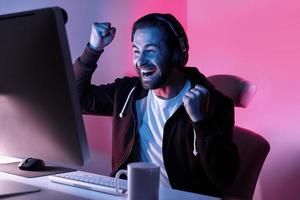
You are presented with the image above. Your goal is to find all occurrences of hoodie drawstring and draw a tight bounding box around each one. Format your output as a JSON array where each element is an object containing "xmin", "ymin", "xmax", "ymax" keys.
[
  {"xmin": 193, "ymin": 128, "xmax": 198, "ymax": 156},
  {"xmin": 118, "ymin": 86, "xmax": 198, "ymax": 157},
  {"xmin": 119, "ymin": 87, "xmax": 136, "ymax": 118}
]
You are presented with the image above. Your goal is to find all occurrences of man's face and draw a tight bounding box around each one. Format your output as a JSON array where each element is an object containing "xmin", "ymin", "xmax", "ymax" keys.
[{"xmin": 132, "ymin": 27, "xmax": 174, "ymax": 90}]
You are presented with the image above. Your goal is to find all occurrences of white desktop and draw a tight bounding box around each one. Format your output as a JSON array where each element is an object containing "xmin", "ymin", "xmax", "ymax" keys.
[{"xmin": 0, "ymin": 156, "xmax": 220, "ymax": 200}]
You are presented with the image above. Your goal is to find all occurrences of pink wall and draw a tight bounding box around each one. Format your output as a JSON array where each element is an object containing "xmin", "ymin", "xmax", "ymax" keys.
[
  {"xmin": 187, "ymin": 0, "xmax": 300, "ymax": 199},
  {"xmin": 2, "ymin": 0, "xmax": 300, "ymax": 199}
]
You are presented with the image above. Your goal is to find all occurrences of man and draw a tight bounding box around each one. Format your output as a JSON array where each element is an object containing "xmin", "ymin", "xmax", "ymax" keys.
[{"xmin": 74, "ymin": 13, "xmax": 239, "ymax": 197}]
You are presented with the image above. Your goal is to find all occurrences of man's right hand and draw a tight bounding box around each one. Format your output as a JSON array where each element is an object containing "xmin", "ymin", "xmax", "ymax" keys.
[{"xmin": 89, "ymin": 22, "xmax": 116, "ymax": 51}]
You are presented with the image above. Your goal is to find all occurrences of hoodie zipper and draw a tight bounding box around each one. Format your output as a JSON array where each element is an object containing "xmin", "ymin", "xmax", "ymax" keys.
[{"xmin": 111, "ymin": 87, "xmax": 137, "ymax": 176}]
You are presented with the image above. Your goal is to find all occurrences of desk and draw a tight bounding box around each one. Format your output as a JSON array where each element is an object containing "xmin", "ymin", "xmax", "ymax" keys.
[{"xmin": 0, "ymin": 157, "xmax": 220, "ymax": 200}]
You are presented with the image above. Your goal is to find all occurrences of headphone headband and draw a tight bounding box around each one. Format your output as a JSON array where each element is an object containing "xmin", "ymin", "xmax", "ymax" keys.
[{"xmin": 153, "ymin": 15, "xmax": 187, "ymax": 53}]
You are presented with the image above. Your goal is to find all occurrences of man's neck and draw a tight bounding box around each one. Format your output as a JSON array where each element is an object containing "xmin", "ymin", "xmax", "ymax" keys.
[{"xmin": 153, "ymin": 69, "xmax": 186, "ymax": 99}]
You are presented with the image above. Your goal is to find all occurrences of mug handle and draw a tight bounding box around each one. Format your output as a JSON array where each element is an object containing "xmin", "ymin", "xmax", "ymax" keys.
[{"xmin": 115, "ymin": 169, "xmax": 127, "ymax": 196}]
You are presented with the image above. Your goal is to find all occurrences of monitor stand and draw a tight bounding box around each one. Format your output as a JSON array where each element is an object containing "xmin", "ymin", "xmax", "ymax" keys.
[{"xmin": 0, "ymin": 162, "xmax": 75, "ymax": 178}]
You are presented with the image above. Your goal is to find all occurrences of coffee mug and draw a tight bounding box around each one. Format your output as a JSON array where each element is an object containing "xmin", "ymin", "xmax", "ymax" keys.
[{"xmin": 115, "ymin": 162, "xmax": 160, "ymax": 200}]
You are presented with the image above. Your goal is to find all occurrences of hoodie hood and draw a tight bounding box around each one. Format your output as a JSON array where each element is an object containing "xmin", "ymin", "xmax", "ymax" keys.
[{"xmin": 179, "ymin": 66, "xmax": 215, "ymax": 90}]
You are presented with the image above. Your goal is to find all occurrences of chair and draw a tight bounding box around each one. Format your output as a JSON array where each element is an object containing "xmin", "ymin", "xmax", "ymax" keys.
[{"xmin": 208, "ymin": 75, "xmax": 270, "ymax": 200}]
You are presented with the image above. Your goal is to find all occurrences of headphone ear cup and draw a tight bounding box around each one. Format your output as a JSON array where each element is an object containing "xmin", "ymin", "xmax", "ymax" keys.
[
  {"xmin": 173, "ymin": 50, "xmax": 188, "ymax": 67},
  {"xmin": 181, "ymin": 51, "xmax": 188, "ymax": 66},
  {"xmin": 172, "ymin": 49, "xmax": 183, "ymax": 67}
]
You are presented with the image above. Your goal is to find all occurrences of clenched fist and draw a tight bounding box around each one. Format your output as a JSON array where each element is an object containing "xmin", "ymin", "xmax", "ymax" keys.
[
  {"xmin": 89, "ymin": 22, "xmax": 116, "ymax": 51},
  {"xmin": 183, "ymin": 84, "xmax": 209, "ymax": 122}
]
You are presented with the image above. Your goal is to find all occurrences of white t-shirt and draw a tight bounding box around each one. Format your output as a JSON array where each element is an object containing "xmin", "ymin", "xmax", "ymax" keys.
[{"xmin": 138, "ymin": 80, "xmax": 191, "ymax": 188}]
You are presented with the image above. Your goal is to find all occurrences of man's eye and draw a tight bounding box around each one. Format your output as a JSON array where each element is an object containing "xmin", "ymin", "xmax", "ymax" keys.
[
  {"xmin": 133, "ymin": 50, "xmax": 140, "ymax": 54},
  {"xmin": 147, "ymin": 50, "xmax": 155, "ymax": 53}
]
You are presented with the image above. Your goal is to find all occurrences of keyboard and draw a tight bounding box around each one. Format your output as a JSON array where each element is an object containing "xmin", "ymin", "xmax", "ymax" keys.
[{"xmin": 48, "ymin": 171, "xmax": 127, "ymax": 195}]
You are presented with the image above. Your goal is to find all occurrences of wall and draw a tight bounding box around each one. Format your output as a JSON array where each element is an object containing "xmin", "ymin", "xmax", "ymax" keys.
[{"xmin": 187, "ymin": 0, "xmax": 300, "ymax": 199}]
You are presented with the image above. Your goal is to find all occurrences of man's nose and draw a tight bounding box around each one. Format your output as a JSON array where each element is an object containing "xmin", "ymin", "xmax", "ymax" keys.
[{"xmin": 136, "ymin": 53, "xmax": 147, "ymax": 67}]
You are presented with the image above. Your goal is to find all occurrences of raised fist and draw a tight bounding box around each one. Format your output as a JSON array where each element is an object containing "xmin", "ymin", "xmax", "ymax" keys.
[
  {"xmin": 89, "ymin": 22, "xmax": 116, "ymax": 51},
  {"xmin": 183, "ymin": 84, "xmax": 209, "ymax": 122}
]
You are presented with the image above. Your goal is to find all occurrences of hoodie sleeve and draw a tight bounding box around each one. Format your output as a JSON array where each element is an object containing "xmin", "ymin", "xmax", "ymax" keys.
[
  {"xmin": 192, "ymin": 89, "xmax": 239, "ymax": 190},
  {"xmin": 73, "ymin": 45, "xmax": 115, "ymax": 116}
]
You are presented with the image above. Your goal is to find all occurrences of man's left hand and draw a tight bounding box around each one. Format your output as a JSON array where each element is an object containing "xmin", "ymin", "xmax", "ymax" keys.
[{"xmin": 183, "ymin": 84, "xmax": 209, "ymax": 122}]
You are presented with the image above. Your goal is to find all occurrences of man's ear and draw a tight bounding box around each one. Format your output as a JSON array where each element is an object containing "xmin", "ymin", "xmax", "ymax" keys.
[{"xmin": 172, "ymin": 47, "xmax": 188, "ymax": 68}]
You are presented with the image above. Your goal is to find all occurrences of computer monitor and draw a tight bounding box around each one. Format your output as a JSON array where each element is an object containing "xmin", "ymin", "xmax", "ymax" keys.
[{"xmin": 0, "ymin": 7, "xmax": 89, "ymax": 169}]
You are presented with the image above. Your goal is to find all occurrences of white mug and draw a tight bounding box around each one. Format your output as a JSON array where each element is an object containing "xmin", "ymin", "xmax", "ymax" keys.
[{"xmin": 115, "ymin": 162, "xmax": 160, "ymax": 200}]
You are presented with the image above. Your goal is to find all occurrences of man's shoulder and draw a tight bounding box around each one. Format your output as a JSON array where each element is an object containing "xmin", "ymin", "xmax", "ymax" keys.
[
  {"xmin": 211, "ymin": 87, "xmax": 234, "ymax": 107},
  {"xmin": 112, "ymin": 76, "xmax": 140, "ymax": 92},
  {"xmin": 183, "ymin": 66, "xmax": 212, "ymax": 89},
  {"xmin": 183, "ymin": 67, "xmax": 233, "ymax": 107},
  {"xmin": 114, "ymin": 76, "xmax": 139, "ymax": 85}
]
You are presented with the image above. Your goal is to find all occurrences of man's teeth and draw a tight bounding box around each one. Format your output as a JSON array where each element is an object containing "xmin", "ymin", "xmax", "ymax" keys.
[
  {"xmin": 141, "ymin": 69, "xmax": 156, "ymax": 77},
  {"xmin": 141, "ymin": 69, "xmax": 155, "ymax": 73}
]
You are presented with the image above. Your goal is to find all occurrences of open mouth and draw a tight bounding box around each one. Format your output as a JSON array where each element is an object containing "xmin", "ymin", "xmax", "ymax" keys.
[{"xmin": 141, "ymin": 68, "xmax": 157, "ymax": 78}]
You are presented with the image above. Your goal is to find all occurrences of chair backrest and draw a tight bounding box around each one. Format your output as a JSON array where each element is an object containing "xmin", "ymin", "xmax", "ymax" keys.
[
  {"xmin": 208, "ymin": 74, "xmax": 257, "ymax": 108},
  {"xmin": 208, "ymin": 74, "xmax": 270, "ymax": 200},
  {"xmin": 224, "ymin": 127, "xmax": 270, "ymax": 200}
]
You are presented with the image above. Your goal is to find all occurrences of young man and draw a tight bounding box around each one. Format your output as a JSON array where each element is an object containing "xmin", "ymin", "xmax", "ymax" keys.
[{"xmin": 73, "ymin": 13, "xmax": 239, "ymax": 197}]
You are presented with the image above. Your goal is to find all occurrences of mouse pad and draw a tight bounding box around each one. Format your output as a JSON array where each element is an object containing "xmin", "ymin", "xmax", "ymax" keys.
[{"xmin": 0, "ymin": 162, "xmax": 75, "ymax": 178}]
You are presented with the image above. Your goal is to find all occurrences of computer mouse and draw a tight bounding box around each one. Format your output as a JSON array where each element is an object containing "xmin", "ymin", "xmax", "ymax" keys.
[{"xmin": 18, "ymin": 158, "xmax": 46, "ymax": 171}]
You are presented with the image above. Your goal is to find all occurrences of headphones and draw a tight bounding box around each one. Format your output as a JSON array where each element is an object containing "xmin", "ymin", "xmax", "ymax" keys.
[
  {"xmin": 152, "ymin": 14, "xmax": 189, "ymax": 67},
  {"xmin": 132, "ymin": 13, "xmax": 189, "ymax": 67}
]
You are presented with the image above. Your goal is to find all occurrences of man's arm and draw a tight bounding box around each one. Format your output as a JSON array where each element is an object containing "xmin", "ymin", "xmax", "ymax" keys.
[
  {"xmin": 73, "ymin": 22, "xmax": 117, "ymax": 116},
  {"xmin": 183, "ymin": 85, "xmax": 239, "ymax": 189},
  {"xmin": 192, "ymin": 90, "xmax": 239, "ymax": 190}
]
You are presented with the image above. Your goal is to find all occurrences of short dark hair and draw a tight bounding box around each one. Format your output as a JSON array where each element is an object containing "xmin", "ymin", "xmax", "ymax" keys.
[{"xmin": 131, "ymin": 13, "xmax": 189, "ymax": 65}]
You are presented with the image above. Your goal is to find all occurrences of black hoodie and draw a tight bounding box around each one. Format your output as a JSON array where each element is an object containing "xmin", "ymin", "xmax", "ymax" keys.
[{"xmin": 73, "ymin": 46, "xmax": 239, "ymax": 198}]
